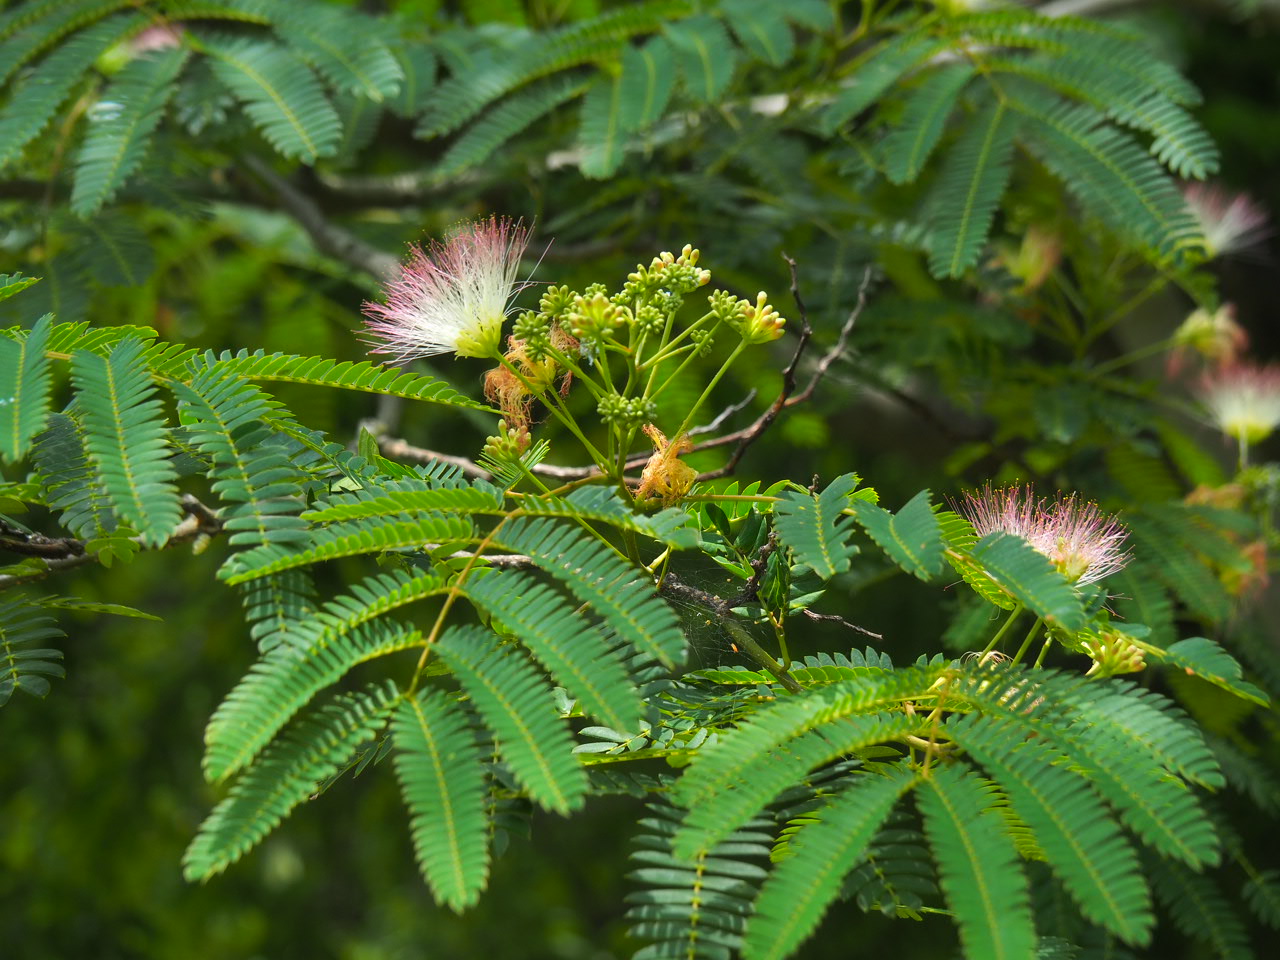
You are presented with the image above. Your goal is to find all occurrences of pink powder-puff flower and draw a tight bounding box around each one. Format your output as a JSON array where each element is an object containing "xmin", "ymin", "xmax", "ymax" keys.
[
  {"xmin": 1183, "ymin": 183, "xmax": 1270, "ymax": 260},
  {"xmin": 363, "ymin": 216, "xmax": 532, "ymax": 361},
  {"xmin": 959, "ymin": 485, "xmax": 1130, "ymax": 586},
  {"xmin": 1199, "ymin": 363, "xmax": 1280, "ymax": 445}
]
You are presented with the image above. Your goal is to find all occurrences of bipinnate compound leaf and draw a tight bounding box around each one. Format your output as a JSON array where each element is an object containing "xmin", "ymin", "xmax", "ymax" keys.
[
  {"xmin": 951, "ymin": 714, "xmax": 1154, "ymax": 945},
  {"xmin": 435, "ymin": 626, "xmax": 587, "ymax": 815},
  {"xmin": 494, "ymin": 516, "xmax": 687, "ymax": 667},
  {"xmin": 918, "ymin": 763, "xmax": 1037, "ymax": 960},
  {"xmin": 392, "ymin": 689, "xmax": 489, "ymax": 912},
  {"xmin": 203, "ymin": 619, "xmax": 424, "ymax": 782},
  {"xmin": 850, "ymin": 489, "xmax": 944, "ymax": 581},
  {"xmin": 0, "ymin": 313, "xmax": 53, "ymax": 463},
  {"xmin": 70, "ymin": 337, "xmax": 182, "ymax": 547},
  {"xmin": 665, "ymin": 15, "xmax": 737, "ymax": 103},
  {"xmin": 0, "ymin": 596, "xmax": 65, "ymax": 706},
  {"xmin": 203, "ymin": 36, "xmax": 341, "ymax": 163},
  {"xmin": 882, "ymin": 63, "xmax": 975, "ymax": 184},
  {"xmin": 773, "ymin": 473, "xmax": 859, "ymax": 579},
  {"xmin": 71, "ymin": 47, "xmax": 189, "ymax": 217},
  {"xmin": 619, "ymin": 36, "xmax": 675, "ymax": 129},
  {"xmin": 677, "ymin": 712, "xmax": 918, "ymax": 857},
  {"xmin": 627, "ymin": 805, "xmax": 771, "ymax": 960},
  {"xmin": 184, "ymin": 681, "xmax": 402, "ymax": 880},
  {"xmin": 464, "ymin": 570, "xmax": 641, "ymax": 731},
  {"xmin": 927, "ymin": 98, "xmax": 1018, "ymax": 278},
  {"xmin": 1157, "ymin": 637, "xmax": 1269, "ymax": 706},
  {"xmin": 968, "ymin": 532, "xmax": 1086, "ymax": 632},
  {"xmin": 743, "ymin": 766, "xmax": 918, "ymax": 959},
  {"xmin": 0, "ymin": 12, "xmax": 146, "ymax": 169}
]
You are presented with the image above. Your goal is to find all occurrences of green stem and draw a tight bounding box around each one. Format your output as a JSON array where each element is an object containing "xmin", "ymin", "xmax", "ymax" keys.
[
  {"xmin": 1032, "ymin": 636, "xmax": 1054, "ymax": 668},
  {"xmin": 1082, "ymin": 273, "xmax": 1170, "ymax": 349},
  {"xmin": 541, "ymin": 343, "xmax": 605, "ymax": 399},
  {"xmin": 1010, "ymin": 617, "xmax": 1044, "ymax": 666},
  {"xmin": 494, "ymin": 353, "xmax": 609, "ymax": 469},
  {"xmin": 724, "ymin": 618, "xmax": 802, "ymax": 695},
  {"xmin": 672, "ymin": 340, "xmax": 747, "ymax": 440},
  {"xmin": 980, "ymin": 604, "xmax": 1023, "ymax": 657},
  {"xmin": 1091, "ymin": 336, "xmax": 1175, "ymax": 376},
  {"xmin": 646, "ymin": 347, "xmax": 701, "ymax": 401},
  {"xmin": 641, "ymin": 311, "xmax": 717, "ymax": 368}
]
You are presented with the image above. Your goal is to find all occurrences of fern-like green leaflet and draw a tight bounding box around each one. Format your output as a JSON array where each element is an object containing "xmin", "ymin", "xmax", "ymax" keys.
[
  {"xmin": 202, "ymin": 35, "xmax": 341, "ymax": 162},
  {"xmin": 392, "ymin": 689, "xmax": 490, "ymax": 912},
  {"xmin": 70, "ymin": 337, "xmax": 182, "ymax": 547},
  {"xmin": 773, "ymin": 473, "xmax": 859, "ymax": 579},
  {"xmin": 435, "ymin": 626, "xmax": 587, "ymax": 815},
  {"xmin": 71, "ymin": 47, "xmax": 190, "ymax": 217},
  {"xmin": 744, "ymin": 767, "xmax": 917, "ymax": 959},
  {"xmin": 0, "ymin": 313, "xmax": 53, "ymax": 464},
  {"xmin": 850, "ymin": 489, "xmax": 944, "ymax": 582},
  {"xmin": 927, "ymin": 98, "xmax": 1018, "ymax": 278},
  {"xmin": 918, "ymin": 763, "xmax": 1038, "ymax": 960},
  {"xmin": 184, "ymin": 681, "xmax": 402, "ymax": 880}
]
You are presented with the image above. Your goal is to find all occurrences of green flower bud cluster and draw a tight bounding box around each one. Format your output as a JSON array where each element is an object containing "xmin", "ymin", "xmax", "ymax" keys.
[
  {"xmin": 482, "ymin": 419, "xmax": 530, "ymax": 462},
  {"xmin": 597, "ymin": 394, "xmax": 657, "ymax": 426},
  {"xmin": 709, "ymin": 290, "xmax": 787, "ymax": 345},
  {"xmin": 617, "ymin": 244, "xmax": 712, "ymax": 304},
  {"xmin": 512, "ymin": 310, "xmax": 552, "ymax": 360},
  {"xmin": 634, "ymin": 304, "xmax": 665, "ymax": 336},
  {"xmin": 689, "ymin": 328, "xmax": 715, "ymax": 357},
  {"xmin": 567, "ymin": 292, "xmax": 628, "ymax": 341},
  {"xmin": 539, "ymin": 285, "xmax": 576, "ymax": 321},
  {"xmin": 708, "ymin": 289, "xmax": 742, "ymax": 323}
]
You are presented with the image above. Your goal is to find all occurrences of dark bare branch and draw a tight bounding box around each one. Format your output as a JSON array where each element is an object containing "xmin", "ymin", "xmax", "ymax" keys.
[
  {"xmin": 659, "ymin": 573, "xmax": 803, "ymax": 694},
  {"xmin": 695, "ymin": 264, "xmax": 873, "ymax": 481},
  {"xmin": 0, "ymin": 495, "xmax": 224, "ymax": 591},
  {"xmin": 241, "ymin": 155, "xmax": 401, "ymax": 280}
]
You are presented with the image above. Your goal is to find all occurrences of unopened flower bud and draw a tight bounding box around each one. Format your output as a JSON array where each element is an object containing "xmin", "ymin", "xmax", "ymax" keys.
[
  {"xmin": 567, "ymin": 292, "xmax": 626, "ymax": 340},
  {"xmin": 1082, "ymin": 629, "xmax": 1147, "ymax": 678},
  {"xmin": 539, "ymin": 285, "xmax": 576, "ymax": 320},
  {"xmin": 482, "ymin": 419, "xmax": 531, "ymax": 461},
  {"xmin": 1168, "ymin": 304, "xmax": 1247, "ymax": 376},
  {"xmin": 738, "ymin": 291, "xmax": 786, "ymax": 344}
]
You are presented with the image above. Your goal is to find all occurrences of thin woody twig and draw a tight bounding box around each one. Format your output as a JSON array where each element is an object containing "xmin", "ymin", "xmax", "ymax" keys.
[
  {"xmin": 659, "ymin": 574, "xmax": 803, "ymax": 695},
  {"xmin": 694, "ymin": 263, "xmax": 872, "ymax": 481},
  {"xmin": 800, "ymin": 608, "xmax": 884, "ymax": 640},
  {"xmin": 241, "ymin": 155, "xmax": 400, "ymax": 280},
  {"xmin": 240, "ymin": 155, "xmax": 409, "ymax": 435},
  {"xmin": 378, "ymin": 437, "xmax": 492, "ymax": 479},
  {"xmin": 687, "ymin": 389, "xmax": 758, "ymax": 437}
]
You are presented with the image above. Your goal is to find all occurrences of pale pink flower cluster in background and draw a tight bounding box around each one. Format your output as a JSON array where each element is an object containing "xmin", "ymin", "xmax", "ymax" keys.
[
  {"xmin": 1183, "ymin": 183, "xmax": 1270, "ymax": 260},
  {"xmin": 1167, "ymin": 303, "xmax": 1249, "ymax": 377},
  {"xmin": 363, "ymin": 216, "xmax": 532, "ymax": 361},
  {"xmin": 130, "ymin": 23, "xmax": 184, "ymax": 54},
  {"xmin": 1198, "ymin": 364, "xmax": 1280, "ymax": 445},
  {"xmin": 959, "ymin": 485, "xmax": 1131, "ymax": 585}
]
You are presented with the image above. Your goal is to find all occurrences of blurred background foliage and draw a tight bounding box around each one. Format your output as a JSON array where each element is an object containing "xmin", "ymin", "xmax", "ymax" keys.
[{"xmin": 3, "ymin": 0, "xmax": 1280, "ymax": 957}]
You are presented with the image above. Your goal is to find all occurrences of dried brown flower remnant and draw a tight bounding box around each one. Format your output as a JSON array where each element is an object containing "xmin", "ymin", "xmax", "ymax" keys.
[{"xmin": 636, "ymin": 425, "xmax": 697, "ymax": 505}]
